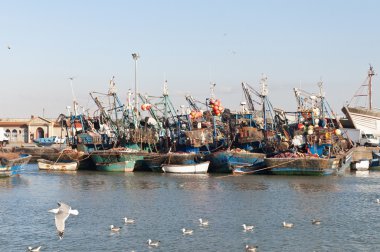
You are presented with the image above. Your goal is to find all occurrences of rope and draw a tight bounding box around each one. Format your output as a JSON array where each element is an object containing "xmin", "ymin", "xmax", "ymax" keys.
[
  {"xmin": 233, "ymin": 158, "xmax": 298, "ymax": 175},
  {"xmin": 53, "ymin": 149, "xmax": 66, "ymax": 165},
  {"xmin": 217, "ymin": 158, "xmax": 299, "ymax": 178}
]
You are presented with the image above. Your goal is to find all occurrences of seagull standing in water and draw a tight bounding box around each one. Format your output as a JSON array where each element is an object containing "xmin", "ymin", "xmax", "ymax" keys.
[
  {"xmin": 242, "ymin": 224, "xmax": 254, "ymax": 231},
  {"xmin": 283, "ymin": 221, "xmax": 294, "ymax": 228},
  {"xmin": 147, "ymin": 239, "xmax": 160, "ymax": 247},
  {"xmin": 48, "ymin": 202, "xmax": 79, "ymax": 239},
  {"xmin": 312, "ymin": 219, "xmax": 321, "ymax": 225},
  {"xmin": 199, "ymin": 218, "xmax": 209, "ymax": 226},
  {"xmin": 110, "ymin": 225, "xmax": 121, "ymax": 232},
  {"xmin": 245, "ymin": 244, "xmax": 258, "ymax": 252},
  {"xmin": 123, "ymin": 217, "xmax": 135, "ymax": 224},
  {"xmin": 28, "ymin": 246, "xmax": 41, "ymax": 252},
  {"xmin": 182, "ymin": 228, "xmax": 194, "ymax": 235}
]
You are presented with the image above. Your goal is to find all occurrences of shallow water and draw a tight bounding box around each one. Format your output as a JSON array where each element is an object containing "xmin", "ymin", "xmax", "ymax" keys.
[{"xmin": 1, "ymin": 165, "xmax": 380, "ymax": 251}]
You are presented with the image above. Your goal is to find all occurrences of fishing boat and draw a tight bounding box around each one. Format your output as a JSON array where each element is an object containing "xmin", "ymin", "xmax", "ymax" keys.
[
  {"xmin": 341, "ymin": 66, "xmax": 380, "ymax": 137},
  {"xmin": 12, "ymin": 146, "xmax": 62, "ymax": 162},
  {"xmin": 40, "ymin": 148, "xmax": 93, "ymax": 170},
  {"xmin": 206, "ymin": 78, "xmax": 276, "ymax": 173},
  {"xmin": 369, "ymin": 150, "xmax": 380, "ymax": 170},
  {"xmin": 207, "ymin": 149, "xmax": 266, "ymax": 173},
  {"xmin": 162, "ymin": 161, "xmax": 210, "ymax": 174},
  {"xmin": 0, "ymin": 153, "xmax": 32, "ymax": 177},
  {"xmin": 143, "ymin": 152, "xmax": 200, "ymax": 172},
  {"xmin": 37, "ymin": 159, "xmax": 78, "ymax": 171},
  {"xmin": 350, "ymin": 159, "xmax": 370, "ymax": 171},
  {"xmin": 261, "ymin": 82, "xmax": 354, "ymax": 176},
  {"xmin": 33, "ymin": 136, "xmax": 66, "ymax": 147},
  {"xmin": 264, "ymin": 155, "xmax": 344, "ymax": 176},
  {"xmin": 90, "ymin": 148, "xmax": 144, "ymax": 172}
]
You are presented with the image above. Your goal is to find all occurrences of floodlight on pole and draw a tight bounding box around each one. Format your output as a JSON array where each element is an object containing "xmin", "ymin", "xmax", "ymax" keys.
[{"xmin": 132, "ymin": 53, "xmax": 140, "ymax": 112}]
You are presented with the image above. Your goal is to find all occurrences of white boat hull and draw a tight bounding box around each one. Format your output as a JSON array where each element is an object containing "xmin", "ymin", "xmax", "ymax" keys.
[
  {"xmin": 162, "ymin": 161, "xmax": 210, "ymax": 174},
  {"xmin": 342, "ymin": 106, "xmax": 380, "ymax": 137},
  {"xmin": 37, "ymin": 159, "xmax": 78, "ymax": 171},
  {"xmin": 350, "ymin": 159, "xmax": 370, "ymax": 171}
]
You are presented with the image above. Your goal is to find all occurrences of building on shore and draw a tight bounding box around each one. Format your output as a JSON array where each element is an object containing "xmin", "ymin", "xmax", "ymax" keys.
[{"xmin": 0, "ymin": 115, "xmax": 64, "ymax": 144}]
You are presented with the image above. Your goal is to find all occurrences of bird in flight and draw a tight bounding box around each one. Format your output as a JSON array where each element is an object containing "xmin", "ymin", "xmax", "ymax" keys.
[{"xmin": 48, "ymin": 202, "xmax": 79, "ymax": 239}]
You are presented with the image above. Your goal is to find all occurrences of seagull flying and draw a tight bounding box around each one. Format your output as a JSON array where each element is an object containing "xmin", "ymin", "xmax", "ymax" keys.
[{"xmin": 48, "ymin": 202, "xmax": 79, "ymax": 239}]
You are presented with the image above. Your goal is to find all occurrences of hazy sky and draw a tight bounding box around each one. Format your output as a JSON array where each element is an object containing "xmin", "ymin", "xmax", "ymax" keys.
[{"xmin": 1, "ymin": 0, "xmax": 379, "ymax": 118}]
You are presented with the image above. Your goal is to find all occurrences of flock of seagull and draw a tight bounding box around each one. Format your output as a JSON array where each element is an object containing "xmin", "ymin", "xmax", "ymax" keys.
[
  {"xmin": 32, "ymin": 199, "xmax": 378, "ymax": 251},
  {"xmin": 25, "ymin": 201, "xmax": 325, "ymax": 252}
]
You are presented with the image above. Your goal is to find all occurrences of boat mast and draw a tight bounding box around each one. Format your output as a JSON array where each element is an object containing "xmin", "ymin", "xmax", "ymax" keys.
[{"xmin": 368, "ymin": 65, "xmax": 375, "ymax": 110}]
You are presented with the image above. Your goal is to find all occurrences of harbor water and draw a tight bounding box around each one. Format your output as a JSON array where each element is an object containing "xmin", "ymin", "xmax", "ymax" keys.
[{"xmin": 1, "ymin": 164, "xmax": 380, "ymax": 251}]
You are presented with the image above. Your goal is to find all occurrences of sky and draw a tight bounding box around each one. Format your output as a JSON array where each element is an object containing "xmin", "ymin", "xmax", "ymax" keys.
[{"xmin": 1, "ymin": 0, "xmax": 379, "ymax": 118}]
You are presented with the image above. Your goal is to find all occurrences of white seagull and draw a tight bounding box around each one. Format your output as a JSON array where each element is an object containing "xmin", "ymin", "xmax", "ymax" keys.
[
  {"xmin": 312, "ymin": 219, "xmax": 321, "ymax": 225},
  {"xmin": 199, "ymin": 218, "xmax": 209, "ymax": 226},
  {"xmin": 123, "ymin": 217, "xmax": 135, "ymax": 224},
  {"xmin": 376, "ymin": 198, "xmax": 380, "ymax": 204},
  {"xmin": 283, "ymin": 221, "xmax": 294, "ymax": 228},
  {"xmin": 242, "ymin": 224, "xmax": 254, "ymax": 231},
  {"xmin": 28, "ymin": 246, "xmax": 41, "ymax": 252},
  {"xmin": 110, "ymin": 225, "xmax": 121, "ymax": 232},
  {"xmin": 147, "ymin": 239, "xmax": 160, "ymax": 247},
  {"xmin": 182, "ymin": 228, "xmax": 194, "ymax": 235},
  {"xmin": 48, "ymin": 202, "xmax": 79, "ymax": 239},
  {"xmin": 245, "ymin": 244, "xmax": 258, "ymax": 252}
]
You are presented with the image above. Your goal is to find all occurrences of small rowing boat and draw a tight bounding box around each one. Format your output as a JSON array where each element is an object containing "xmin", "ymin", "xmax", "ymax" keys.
[
  {"xmin": 0, "ymin": 153, "xmax": 32, "ymax": 177},
  {"xmin": 37, "ymin": 159, "xmax": 78, "ymax": 171},
  {"xmin": 162, "ymin": 161, "xmax": 210, "ymax": 174}
]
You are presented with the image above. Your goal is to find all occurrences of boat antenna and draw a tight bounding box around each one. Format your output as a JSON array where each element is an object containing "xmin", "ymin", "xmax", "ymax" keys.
[
  {"xmin": 210, "ymin": 82, "xmax": 216, "ymax": 99},
  {"xmin": 68, "ymin": 76, "xmax": 78, "ymax": 116}
]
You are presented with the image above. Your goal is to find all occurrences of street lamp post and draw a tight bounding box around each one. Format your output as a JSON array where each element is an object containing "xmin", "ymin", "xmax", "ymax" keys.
[{"xmin": 132, "ymin": 53, "xmax": 140, "ymax": 112}]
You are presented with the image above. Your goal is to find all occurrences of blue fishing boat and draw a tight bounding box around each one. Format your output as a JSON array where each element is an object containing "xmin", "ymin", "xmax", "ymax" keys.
[
  {"xmin": 369, "ymin": 151, "xmax": 380, "ymax": 170},
  {"xmin": 206, "ymin": 79, "xmax": 276, "ymax": 173},
  {"xmin": 33, "ymin": 136, "xmax": 66, "ymax": 147},
  {"xmin": 263, "ymin": 83, "xmax": 354, "ymax": 176},
  {"xmin": 0, "ymin": 153, "xmax": 32, "ymax": 177},
  {"xmin": 207, "ymin": 149, "xmax": 266, "ymax": 173}
]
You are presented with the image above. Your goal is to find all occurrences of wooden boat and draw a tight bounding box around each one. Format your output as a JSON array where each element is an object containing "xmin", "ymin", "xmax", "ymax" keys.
[
  {"xmin": 206, "ymin": 149, "xmax": 266, "ymax": 173},
  {"xmin": 40, "ymin": 148, "xmax": 93, "ymax": 170},
  {"xmin": 33, "ymin": 136, "xmax": 66, "ymax": 147},
  {"xmin": 90, "ymin": 148, "xmax": 144, "ymax": 172},
  {"xmin": 37, "ymin": 158, "xmax": 78, "ymax": 171},
  {"xmin": 232, "ymin": 161, "xmax": 267, "ymax": 175},
  {"xmin": 147, "ymin": 152, "xmax": 201, "ymax": 172},
  {"xmin": 12, "ymin": 146, "xmax": 62, "ymax": 162},
  {"xmin": 350, "ymin": 159, "xmax": 370, "ymax": 171},
  {"xmin": 264, "ymin": 156, "xmax": 343, "ymax": 176},
  {"xmin": 0, "ymin": 153, "xmax": 32, "ymax": 177},
  {"xmin": 162, "ymin": 161, "xmax": 210, "ymax": 174}
]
